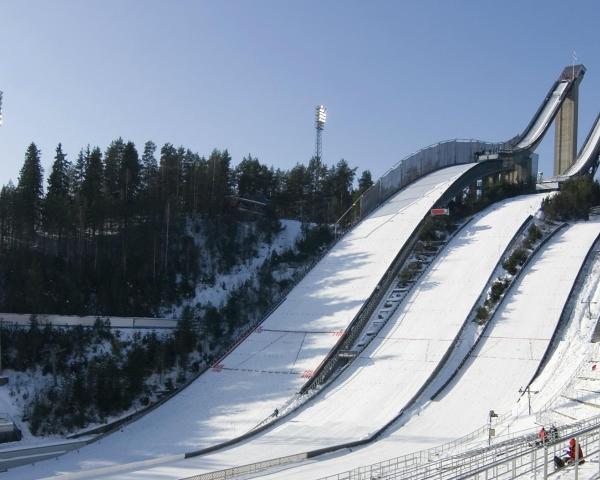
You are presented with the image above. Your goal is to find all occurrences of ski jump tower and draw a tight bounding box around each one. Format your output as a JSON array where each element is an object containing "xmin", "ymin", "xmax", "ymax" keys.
[{"xmin": 554, "ymin": 65, "xmax": 586, "ymax": 175}]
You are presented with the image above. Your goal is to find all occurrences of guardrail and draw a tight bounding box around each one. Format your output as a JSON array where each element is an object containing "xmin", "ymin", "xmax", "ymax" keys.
[
  {"xmin": 445, "ymin": 415, "xmax": 600, "ymax": 480},
  {"xmin": 335, "ymin": 139, "xmax": 500, "ymax": 235},
  {"xmin": 0, "ymin": 439, "xmax": 89, "ymax": 471},
  {"xmin": 317, "ymin": 414, "xmax": 600, "ymax": 480},
  {"xmin": 181, "ymin": 452, "xmax": 308, "ymax": 480},
  {"xmin": 535, "ymin": 344, "xmax": 600, "ymax": 425},
  {"xmin": 432, "ymin": 220, "xmax": 567, "ymax": 400}
]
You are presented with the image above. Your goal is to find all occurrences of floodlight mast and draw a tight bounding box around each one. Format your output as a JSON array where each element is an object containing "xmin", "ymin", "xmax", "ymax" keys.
[
  {"xmin": 315, "ymin": 105, "xmax": 326, "ymax": 160},
  {"xmin": 0, "ymin": 91, "xmax": 3, "ymax": 127}
]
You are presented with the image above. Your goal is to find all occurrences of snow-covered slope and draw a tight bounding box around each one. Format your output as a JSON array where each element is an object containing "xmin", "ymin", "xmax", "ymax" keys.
[
  {"xmin": 1, "ymin": 163, "xmax": 478, "ymax": 479},
  {"xmin": 44, "ymin": 193, "xmax": 546, "ymax": 480},
  {"xmin": 179, "ymin": 219, "xmax": 305, "ymax": 311},
  {"xmin": 255, "ymin": 220, "xmax": 600, "ymax": 480}
]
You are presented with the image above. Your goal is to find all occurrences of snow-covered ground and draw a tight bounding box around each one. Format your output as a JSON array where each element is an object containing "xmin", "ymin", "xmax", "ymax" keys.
[
  {"xmin": 243, "ymin": 220, "xmax": 600, "ymax": 480},
  {"xmin": 0, "ymin": 163, "xmax": 478, "ymax": 479},
  {"xmin": 527, "ymin": 234, "xmax": 600, "ymax": 426},
  {"xmin": 182, "ymin": 219, "xmax": 304, "ymax": 311},
  {"xmin": 27, "ymin": 192, "xmax": 544, "ymax": 480}
]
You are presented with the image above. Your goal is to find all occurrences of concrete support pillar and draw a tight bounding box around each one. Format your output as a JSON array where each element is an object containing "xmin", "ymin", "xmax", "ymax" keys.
[{"xmin": 554, "ymin": 78, "xmax": 580, "ymax": 175}]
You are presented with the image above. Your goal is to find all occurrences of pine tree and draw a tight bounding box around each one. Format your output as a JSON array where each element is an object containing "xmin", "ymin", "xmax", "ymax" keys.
[
  {"xmin": 120, "ymin": 141, "xmax": 141, "ymax": 206},
  {"xmin": 69, "ymin": 148, "xmax": 87, "ymax": 198},
  {"xmin": 140, "ymin": 141, "xmax": 158, "ymax": 197},
  {"xmin": 206, "ymin": 149, "xmax": 232, "ymax": 214},
  {"xmin": 81, "ymin": 147, "xmax": 104, "ymax": 234},
  {"xmin": 285, "ymin": 164, "xmax": 309, "ymax": 220},
  {"xmin": 235, "ymin": 155, "xmax": 274, "ymax": 199},
  {"xmin": 159, "ymin": 143, "xmax": 181, "ymax": 202},
  {"xmin": 44, "ymin": 143, "xmax": 72, "ymax": 239},
  {"xmin": 358, "ymin": 170, "xmax": 373, "ymax": 193},
  {"xmin": 103, "ymin": 138, "xmax": 125, "ymax": 203},
  {"xmin": 329, "ymin": 159, "xmax": 357, "ymax": 217},
  {"xmin": 0, "ymin": 182, "xmax": 16, "ymax": 251},
  {"xmin": 16, "ymin": 143, "xmax": 44, "ymax": 238},
  {"xmin": 118, "ymin": 141, "xmax": 141, "ymax": 275}
]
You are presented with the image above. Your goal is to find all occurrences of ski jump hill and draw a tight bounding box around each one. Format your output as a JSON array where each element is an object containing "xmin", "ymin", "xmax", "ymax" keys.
[{"xmin": 4, "ymin": 65, "xmax": 600, "ymax": 480}]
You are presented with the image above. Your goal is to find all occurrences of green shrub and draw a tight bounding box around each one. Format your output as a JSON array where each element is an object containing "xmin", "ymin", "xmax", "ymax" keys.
[
  {"xmin": 503, "ymin": 248, "xmax": 528, "ymax": 275},
  {"xmin": 527, "ymin": 224, "xmax": 542, "ymax": 243},
  {"xmin": 489, "ymin": 278, "xmax": 510, "ymax": 304},
  {"xmin": 542, "ymin": 176, "xmax": 600, "ymax": 221},
  {"xmin": 475, "ymin": 306, "xmax": 489, "ymax": 324}
]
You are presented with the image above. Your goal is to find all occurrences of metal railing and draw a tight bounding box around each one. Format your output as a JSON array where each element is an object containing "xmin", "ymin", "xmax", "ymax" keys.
[
  {"xmin": 181, "ymin": 452, "xmax": 308, "ymax": 480},
  {"xmin": 535, "ymin": 344, "xmax": 600, "ymax": 425},
  {"xmin": 317, "ymin": 414, "xmax": 600, "ymax": 480},
  {"xmin": 335, "ymin": 139, "xmax": 500, "ymax": 234},
  {"xmin": 443, "ymin": 416, "xmax": 600, "ymax": 480},
  {"xmin": 315, "ymin": 412, "xmax": 512, "ymax": 480}
]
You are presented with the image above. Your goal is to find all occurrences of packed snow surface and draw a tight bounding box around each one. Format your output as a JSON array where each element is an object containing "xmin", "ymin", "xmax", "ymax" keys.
[
  {"xmin": 563, "ymin": 113, "xmax": 600, "ymax": 177},
  {"xmin": 41, "ymin": 193, "xmax": 546, "ymax": 479},
  {"xmin": 180, "ymin": 219, "xmax": 305, "ymax": 311},
  {"xmin": 253, "ymin": 220, "xmax": 600, "ymax": 480},
  {"xmin": 516, "ymin": 80, "xmax": 568, "ymax": 150},
  {"xmin": 2, "ymin": 163, "xmax": 478, "ymax": 479}
]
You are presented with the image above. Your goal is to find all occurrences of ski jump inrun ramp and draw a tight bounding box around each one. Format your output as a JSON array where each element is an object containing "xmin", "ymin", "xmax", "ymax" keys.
[{"xmin": 4, "ymin": 64, "xmax": 600, "ymax": 479}]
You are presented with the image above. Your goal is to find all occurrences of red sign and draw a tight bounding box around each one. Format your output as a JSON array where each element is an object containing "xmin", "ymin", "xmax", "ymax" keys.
[{"xmin": 430, "ymin": 208, "xmax": 450, "ymax": 216}]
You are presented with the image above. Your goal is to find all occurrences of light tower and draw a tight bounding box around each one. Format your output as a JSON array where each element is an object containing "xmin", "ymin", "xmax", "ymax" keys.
[
  {"xmin": 315, "ymin": 105, "xmax": 327, "ymax": 160},
  {"xmin": 0, "ymin": 91, "xmax": 3, "ymax": 127}
]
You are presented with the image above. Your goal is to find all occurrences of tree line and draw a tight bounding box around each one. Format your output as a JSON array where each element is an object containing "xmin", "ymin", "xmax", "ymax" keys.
[{"xmin": 0, "ymin": 140, "xmax": 373, "ymax": 315}]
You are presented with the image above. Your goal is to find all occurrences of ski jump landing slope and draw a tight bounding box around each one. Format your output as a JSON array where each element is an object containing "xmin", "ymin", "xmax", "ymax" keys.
[
  {"xmin": 258, "ymin": 220, "xmax": 600, "ymax": 480},
  {"xmin": 2, "ymin": 164, "xmax": 478, "ymax": 479},
  {"xmin": 69, "ymin": 194, "xmax": 546, "ymax": 480}
]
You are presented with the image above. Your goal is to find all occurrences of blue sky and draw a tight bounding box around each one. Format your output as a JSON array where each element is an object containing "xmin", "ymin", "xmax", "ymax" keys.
[{"xmin": 1, "ymin": 0, "xmax": 599, "ymax": 186}]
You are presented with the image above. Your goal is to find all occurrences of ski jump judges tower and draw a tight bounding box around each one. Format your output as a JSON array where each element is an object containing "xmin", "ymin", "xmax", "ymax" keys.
[{"xmin": 554, "ymin": 65, "xmax": 586, "ymax": 175}]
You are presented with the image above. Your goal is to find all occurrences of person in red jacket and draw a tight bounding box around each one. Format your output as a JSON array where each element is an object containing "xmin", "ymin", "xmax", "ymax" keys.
[
  {"xmin": 537, "ymin": 426, "xmax": 547, "ymax": 445},
  {"xmin": 554, "ymin": 438, "xmax": 585, "ymax": 470},
  {"xmin": 568, "ymin": 438, "xmax": 585, "ymax": 465}
]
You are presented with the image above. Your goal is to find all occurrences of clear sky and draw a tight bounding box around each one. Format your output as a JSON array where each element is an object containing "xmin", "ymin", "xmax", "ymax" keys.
[{"xmin": 1, "ymin": 0, "xmax": 599, "ymax": 186}]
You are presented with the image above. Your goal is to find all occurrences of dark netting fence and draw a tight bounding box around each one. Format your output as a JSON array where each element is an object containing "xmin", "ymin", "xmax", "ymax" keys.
[{"xmin": 336, "ymin": 139, "xmax": 500, "ymax": 233}]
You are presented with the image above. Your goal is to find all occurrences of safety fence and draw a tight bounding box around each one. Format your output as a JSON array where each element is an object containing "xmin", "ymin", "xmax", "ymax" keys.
[
  {"xmin": 317, "ymin": 414, "xmax": 600, "ymax": 480},
  {"xmin": 181, "ymin": 452, "xmax": 308, "ymax": 480},
  {"xmin": 315, "ymin": 411, "xmax": 512, "ymax": 480},
  {"xmin": 536, "ymin": 344, "xmax": 600, "ymax": 425},
  {"xmin": 335, "ymin": 139, "xmax": 499, "ymax": 234},
  {"xmin": 441, "ymin": 416, "xmax": 600, "ymax": 480}
]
